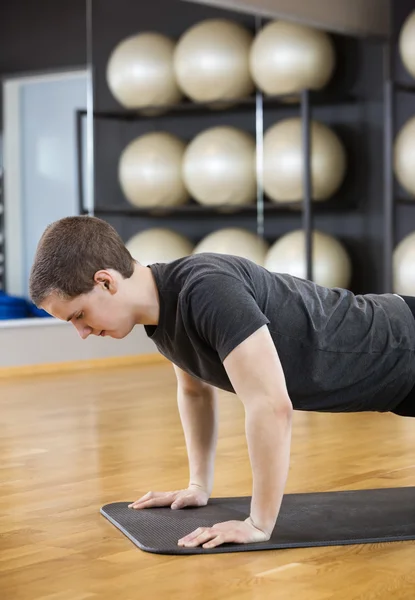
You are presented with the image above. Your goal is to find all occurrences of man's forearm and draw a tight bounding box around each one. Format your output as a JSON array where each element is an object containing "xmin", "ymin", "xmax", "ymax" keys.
[
  {"xmin": 177, "ymin": 386, "xmax": 219, "ymax": 494},
  {"xmin": 245, "ymin": 401, "xmax": 293, "ymax": 535}
]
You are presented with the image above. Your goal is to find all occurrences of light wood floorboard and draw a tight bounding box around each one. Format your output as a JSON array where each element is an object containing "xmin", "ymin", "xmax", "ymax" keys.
[{"xmin": 1, "ymin": 362, "xmax": 415, "ymax": 599}]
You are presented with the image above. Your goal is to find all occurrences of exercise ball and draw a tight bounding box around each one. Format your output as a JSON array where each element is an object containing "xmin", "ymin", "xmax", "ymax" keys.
[
  {"xmin": 263, "ymin": 118, "xmax": 346, "ymax": 203},
  {"xmin": 394, "ymin": 116, "xmax": 415, "ymax": 197},
  {"xmin": 399, "ymin": 11, "xmax": 415, "ymax": 80},
  {"xmin": 119, "ymin": 132, "xmax": 189, "ymax": 208},
  {"xmin": 393, "ymin": 231, "xmax": 415, "ymax": 295},
  {"xmin": 126, "ymin": 228, "xmax": 194, "ymax": 265},
  {"xmin": 174, "ymin": 19, "xmax": 254, "ymax": 103},
  {"xmin": 193, "ymin": 228, "xmax": 269, "ymax": 265},
  {"xmin": 265, "ymin": 229, "xmax": 352, "ymax": 289},
  {"xmin": 106, "ymin": 32, "xmax": 182, "ymax": 110},
  {"xmin": 183, "ymin": 126, "xmax": 256, "ymax": 206},
  {"xmin": 250, "ymin": 20, "xmax": 335, "ymax": 97}
]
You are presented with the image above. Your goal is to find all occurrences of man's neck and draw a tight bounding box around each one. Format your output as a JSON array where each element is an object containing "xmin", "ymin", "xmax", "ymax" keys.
[{"xmin": 133, "ymin": 264, "xmax": 160, "ymax": 326}]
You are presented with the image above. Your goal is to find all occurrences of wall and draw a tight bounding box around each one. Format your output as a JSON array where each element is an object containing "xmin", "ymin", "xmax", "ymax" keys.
[
  {"xmin": 0, "ymin": 0, "xmax": 87, "ymax": 120},
  {"xmin": 0, "ymin": 0, "xmax": 86, "ymax": 74},
  {"xmin": 0, "ymin": 319, "xmax": 157, "ymax": 368},
  {"xmin": 181, "ymin": 0, "xmax": 391, "ymax": 37}
]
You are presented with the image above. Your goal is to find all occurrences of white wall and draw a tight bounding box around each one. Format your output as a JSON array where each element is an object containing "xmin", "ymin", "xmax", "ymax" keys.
[{"xmin": 0, "ymin": 320, "xmax": 157, "ymax": 368}]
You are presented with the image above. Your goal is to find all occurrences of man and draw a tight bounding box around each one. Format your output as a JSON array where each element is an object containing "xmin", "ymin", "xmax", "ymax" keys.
[{"xmin": 29, "ymin": 215, "xmax": 415, "ymax": 550}]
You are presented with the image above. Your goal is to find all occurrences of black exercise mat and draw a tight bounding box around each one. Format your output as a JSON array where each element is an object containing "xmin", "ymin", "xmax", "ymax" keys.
[{"xmin": 100, "ymin": 486, "xmax": 415, "ymax": 555}]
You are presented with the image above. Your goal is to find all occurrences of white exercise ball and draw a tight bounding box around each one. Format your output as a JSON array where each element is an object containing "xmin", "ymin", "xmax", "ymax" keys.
[
  {"xmin": 265, "ymin": 229, "xmax": 352, "ymax": 289},
  {"xmin": 174, "ymin": 19, "xmax": 254, "ymax": 103},
  {"xmin": 193, "ymin": 228, "xmax": 269, "ymax": 265},
  {"xmin": 394, "ymin": 116, "xmax": 415, "ymax": 197},
  {"xmin": 250, "ymin": 20, "xmax": 335, "ymax": 97},
  {"xmin": 399, "ymin": 10, "xmax": 415, "ymax": 80},
  {"xmin": 126, "ymin": 228, "xmax": 194, "ymax": 265},
  {"xmin": 393, "ymin": 231, "xmax": 415, "ymax": 295},
  {"xmin": 106, "ymin": 32, "xmax": 182, "ymax": 110},
  {"xmin": 183, "ymin": 126, "xmax": 256, "ymax": 206},
  {"xmin": 263, "ymin": 118, "xmax": 346, "ymax": 203},
  {"xmin": 119, "ymin": 132, "xmax": 189, "ymax": 208}
]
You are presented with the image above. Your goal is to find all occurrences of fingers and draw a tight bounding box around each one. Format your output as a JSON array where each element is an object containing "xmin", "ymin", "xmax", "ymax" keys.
[
  {"xmin": 177, "ymin": 526, "xmax": 227, "ymax": 549},
  {"xmin": 202, "ymin": 535, "xmax": 225, "ymax": 549},
  {"xmin": 177, "ymin": 520, "xmax": 264, "ymax": 549},
  {"xmin": 128, "ymin": 491, "xmax": 176, "ymax": 509},
  {"xmin": 128, "ymin": 487, "xmax": 208, "ymax": 511},
  {"xmin": 178, "ymin": 527, "xmax": 215, "ymax": 548}
]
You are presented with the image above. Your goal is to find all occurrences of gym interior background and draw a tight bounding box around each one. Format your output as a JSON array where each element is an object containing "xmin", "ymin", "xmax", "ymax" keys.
[
  {"xmin": 1, "ymin": 1, "xmax": 415, "ymax": 597},
  {"xmin": 1, "ymin": 0, "xmax": 415, "ymax": 370}
]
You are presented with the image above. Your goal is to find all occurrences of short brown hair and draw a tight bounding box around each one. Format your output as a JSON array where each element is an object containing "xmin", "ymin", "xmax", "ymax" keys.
[{"xmin": 29, "ymin": 215, "xmax": 135, "ymax": 306}]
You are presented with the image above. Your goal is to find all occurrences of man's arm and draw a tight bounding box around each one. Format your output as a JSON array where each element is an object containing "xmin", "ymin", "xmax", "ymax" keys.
[
  {"xmin": 173, "ymin": 365, "xmax": 219, "ymax": 495},
  {"xmin": 223, "ymin": 325, "xmax": 293, "ymax": 535}
]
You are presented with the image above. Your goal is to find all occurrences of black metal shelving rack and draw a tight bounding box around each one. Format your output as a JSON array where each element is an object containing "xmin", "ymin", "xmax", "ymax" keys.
[
  {"xmin": 78, "ymin": 4, "xmax": 374, "ymax": 286},
  {"xmin": 76, "ymin": 86, "xmax": 360, "ymax": 284},
  {"xmin": 383, "ymin": 37, "xmax": 415, "ymax": 293}
]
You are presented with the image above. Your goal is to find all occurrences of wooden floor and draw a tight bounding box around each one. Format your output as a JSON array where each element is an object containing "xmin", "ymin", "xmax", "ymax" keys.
[{"xmin": 1, "ymin": 361, "xmax": 415, "ymax": 600}]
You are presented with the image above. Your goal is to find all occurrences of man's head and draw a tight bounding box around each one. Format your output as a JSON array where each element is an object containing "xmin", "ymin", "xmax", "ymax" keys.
[{"xmin": 29, "ymin": 215, "xmax": 140, "ymax": 339}]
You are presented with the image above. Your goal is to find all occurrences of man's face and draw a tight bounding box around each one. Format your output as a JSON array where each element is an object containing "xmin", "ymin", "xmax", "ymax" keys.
[{"xmin": 41, "ymin": 278, "xmax": 136, "ymax": 340}]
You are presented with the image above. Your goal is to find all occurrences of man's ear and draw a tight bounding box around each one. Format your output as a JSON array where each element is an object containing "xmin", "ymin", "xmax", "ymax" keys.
[{"xmin": 93, "ymin": 270, "xmax": 118, "ymax": 293}]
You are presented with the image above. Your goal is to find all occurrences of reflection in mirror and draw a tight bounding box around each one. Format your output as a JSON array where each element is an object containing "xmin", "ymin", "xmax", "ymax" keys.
[{"xmin": 1, "ymin": 0, "xmax": 89, "ymax": 322}]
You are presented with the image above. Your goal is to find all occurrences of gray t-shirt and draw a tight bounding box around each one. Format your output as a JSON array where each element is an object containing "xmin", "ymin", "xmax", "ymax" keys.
[{"xmin": 144, "ymin": 253, "xmax": 415, "ymax": 413}]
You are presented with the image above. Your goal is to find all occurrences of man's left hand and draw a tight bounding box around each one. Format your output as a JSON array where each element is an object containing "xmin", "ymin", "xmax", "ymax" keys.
[{"xmin": 177, "ymin": 517, "xmax": 271, "ymax": 549}]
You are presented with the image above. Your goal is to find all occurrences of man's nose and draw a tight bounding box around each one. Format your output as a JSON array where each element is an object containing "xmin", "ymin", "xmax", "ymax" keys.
[{"xmin": 73, "ymin": 322, "xmax": 92, "ymax": 339}]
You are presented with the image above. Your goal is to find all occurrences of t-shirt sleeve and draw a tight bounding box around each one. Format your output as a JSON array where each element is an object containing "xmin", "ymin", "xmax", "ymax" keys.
[{"xmin": 186, "ymin": 272, "xmax": 270, "ymax": 362}]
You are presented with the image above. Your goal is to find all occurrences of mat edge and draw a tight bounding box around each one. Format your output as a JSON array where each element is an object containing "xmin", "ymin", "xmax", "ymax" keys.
[{"xmin": 100, "ymin": 499, "xmax": 415, "ymax": 556}]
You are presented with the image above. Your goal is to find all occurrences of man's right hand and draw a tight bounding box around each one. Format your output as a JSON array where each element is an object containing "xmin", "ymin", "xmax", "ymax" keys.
[{"xmin": 128, "ymin": 483, "xmax": 210, "ymax": 510}]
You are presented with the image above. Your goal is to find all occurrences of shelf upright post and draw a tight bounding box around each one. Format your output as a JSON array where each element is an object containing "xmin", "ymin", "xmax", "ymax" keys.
[
  {"xmin": 76, "ymin": 110, "xmax": 88, "ymax": 215},
  {"xmin": 254, "ymin": 15, "xmax": 265, "ymax": 242},
  {"xmin": 383, "ymin": 40, "xmax": 394, "ymax": 294},
  {"xmin": 85, "ymin": 0, "xmax": 95, "ymax": 217},
  {"xmin": 301, "ymin": 88, "xmax": 313, "ymax": 282}
]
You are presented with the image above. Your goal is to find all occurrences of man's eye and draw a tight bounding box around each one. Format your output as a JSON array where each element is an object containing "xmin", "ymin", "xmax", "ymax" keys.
[{"xmin": 76, "ymin": 313, "xmax": 83, "ymax": 320}]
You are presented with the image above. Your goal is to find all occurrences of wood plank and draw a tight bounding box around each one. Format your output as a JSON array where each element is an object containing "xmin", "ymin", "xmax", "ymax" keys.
[
  {"xmin": 1, "ymin": 361, "xmax": 414, "ymax": 599},
  {"xmin": 0, "ymin": 353, "xmax": 166, "ymax": 379}
]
